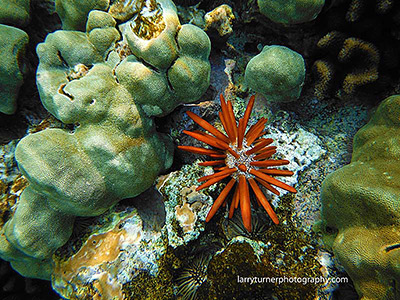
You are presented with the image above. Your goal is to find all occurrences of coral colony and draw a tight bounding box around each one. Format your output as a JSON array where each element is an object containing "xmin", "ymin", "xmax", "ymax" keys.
[{"xmin": 179, "ymin": 94, "xmax": 297, "ymax": 231}]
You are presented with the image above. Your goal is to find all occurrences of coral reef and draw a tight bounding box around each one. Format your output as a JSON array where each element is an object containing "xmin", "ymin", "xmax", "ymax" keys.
[
  {"xmin": 245, "ymin": 46, "xmax": 306, "ymax": 103},
  {"xmin": 0, "ymin": 25, "xmax": 28, "ymax": 115},
  {"xmin": 319, "ymin": 95, "xmax": 400, "ymax": 300},
  {"xmin": 0, "ymin": 0, "xmax": 397, "ymax": 298},
  {"xmin": 312, "ymin": 31, "xmax": 380, "ymax": 98},
  {"xmin": 0, "ymin": 0, "xmax": 211, "ymax": 280},
  {"xmin": 52, "ymin": 171, "xmax": 326, "ymax": 300},
  {"xmin": 158, "ymin": 162, "xmax": 214, "ymax": 248},
  {"xmin": 205, "ymin": 234, "xmax": 321, "ymax": 299},
  {"xmin": 179, "ymin": 94, "xmax": 297, "ymax": 231},
  {"xmin": 53, "ymin": 204, "xmax": 167, "ymax": 300},
  {"xmin": 257, "ymin": 0, "xmax": 325, "ymax": 24}
]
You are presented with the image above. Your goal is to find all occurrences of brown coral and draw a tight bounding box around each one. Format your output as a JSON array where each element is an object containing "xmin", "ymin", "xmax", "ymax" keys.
[
  {"xmin": 312, "ymin": 31, "xmax": 380, "ymax": 99},
  {"xmin": 338, "ymin": 37, "xmax": 380, "ymax": 94},
  {"xmin": 346, "ymin": 0, "xmax": 394, "ymax": 22},
  {"xmin": 312, "ymin": 60, "xmax": 334, "ymax": 99}
]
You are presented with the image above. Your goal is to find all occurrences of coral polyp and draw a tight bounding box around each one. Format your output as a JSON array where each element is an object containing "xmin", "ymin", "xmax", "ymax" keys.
[{"xmin": 178, "ymin": 95, "xmax": 297, "ymax": 232}]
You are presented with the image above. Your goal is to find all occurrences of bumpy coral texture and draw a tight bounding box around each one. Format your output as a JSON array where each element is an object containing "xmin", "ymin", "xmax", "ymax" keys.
[
  {"xmin": 0, "ymin": 0, "xmax": 211, "ymax": 280},
  {"xmin": 0, "ymin": 24, "xmax": 28, "ymax": 114},
  {"xmin": 320, "ymin": 95, "xmax": 400, "ymax": 300},
  {"xmin": 55, "ymin": 0, "xmax": 109, "ymax": 30},
  {"xmin": 0, "ymin": 0, "xmax": 30, "ymax": 27},
  {"xmin": 257, "ymin": 0, "xmax": 325, "ymax": 24},
  {"xmin": 245, "ymin": 45, "xmax": 305, "ymax": 103},
  {"xmin": 0, "ymin": 0, "xmax": 30, "ymax": 115}
]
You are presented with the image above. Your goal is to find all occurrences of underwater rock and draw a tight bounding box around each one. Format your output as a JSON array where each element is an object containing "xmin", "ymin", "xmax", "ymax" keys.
[
  {"xmin": 312, "ymin": 31, "xmax": 380, "ymax": 99},
  {"xmin": 0, "ymin": 0, "xmax": 211, "ymax": 280},
  {"xmin": 158, "ymin": 162, "xmax": 214, "ymax": 248},
  {"xmin": 319, "ymin": 95, "xmax": 400, "ymax": 300},
  {"xmin": 257, "ymin": 0, "xmax": 325, "ymax": 25},
  {"xmin": 0, "ymin": 141, "xmax": 27, "ymax": 228},
  {"xmin": 53, "ymin": 206, "xmax": 166, "ymax": 300},
  {"xmin": 244, "ymin": 46, "xmax": 306, "ymax": 103},
  {"xmin": 0, "ymin": 141, "xmax": 19, "ymax": 185},
  {"xmin": 52, "ymin": 186, "xmax": 211, "ymax": 300},
  {"xmin": 205, "ymin": 236, "xmax": 320, "ymax": 299},
  {"xmin": 262, "ymin": 124, "xmax": 325, "ymax": 207},
  {"xmin": 204, "ymin": 4, "xmax": 235, "ymax": 36},
  {"xmin": 0, "ymin": 25, "xmax": 28, "ymax": 115}
]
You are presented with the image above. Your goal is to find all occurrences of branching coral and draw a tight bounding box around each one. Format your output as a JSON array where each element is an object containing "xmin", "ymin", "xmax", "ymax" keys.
[
  {"xmin": 312, "ymin": 31, "xmax": 380, "ymax": 98},
  {"xmin": 179, "ymin": 95, "xmax": 297, "ymax": 232},
  {"xmin": 311, "ymin": 60, "xmax": 334, "ymax": 99}
]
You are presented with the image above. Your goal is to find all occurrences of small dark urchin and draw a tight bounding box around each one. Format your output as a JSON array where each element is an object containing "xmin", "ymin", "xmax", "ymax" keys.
[{"xmin": 176, "ymin": 254, "xmax": 211, "ymax": 300}]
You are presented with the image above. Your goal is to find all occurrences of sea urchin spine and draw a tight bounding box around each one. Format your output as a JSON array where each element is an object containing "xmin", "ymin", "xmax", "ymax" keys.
[{"xmin": 178, "ymin": 94, "xmax": 297, "ymax": 231}]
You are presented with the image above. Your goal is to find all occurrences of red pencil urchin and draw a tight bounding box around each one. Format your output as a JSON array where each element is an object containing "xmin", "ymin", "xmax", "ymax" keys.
[{"xmin": 178, "ymin": 94, "xmax": 297, "ymax": 232}]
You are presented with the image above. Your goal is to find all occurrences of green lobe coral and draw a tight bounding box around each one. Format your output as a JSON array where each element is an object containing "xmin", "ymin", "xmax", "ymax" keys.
[
  {"xmin": 0, "ymin": 1, "xmax": 210, "ymax": 279},
  {"xmin": 0, "ymin": 24, "xmax": 28, "ymax": 114},
  {"xmin": 257, "ymin": 0, "xmax": 325, "ymax": 25},
  {"xmin": 320, "ymin": 95, "xmax": 400, "ymax": 300},
  {"xmin": 245, "ymin": 45, "xmax": 305, "ymax": 103},
  {"xmin": 0, "ymin": 0, "xmax": 30, "ymax": 27},
  {"xmin": 55, "ymin": 0, "xmax": 109, "ymax": 30}
]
